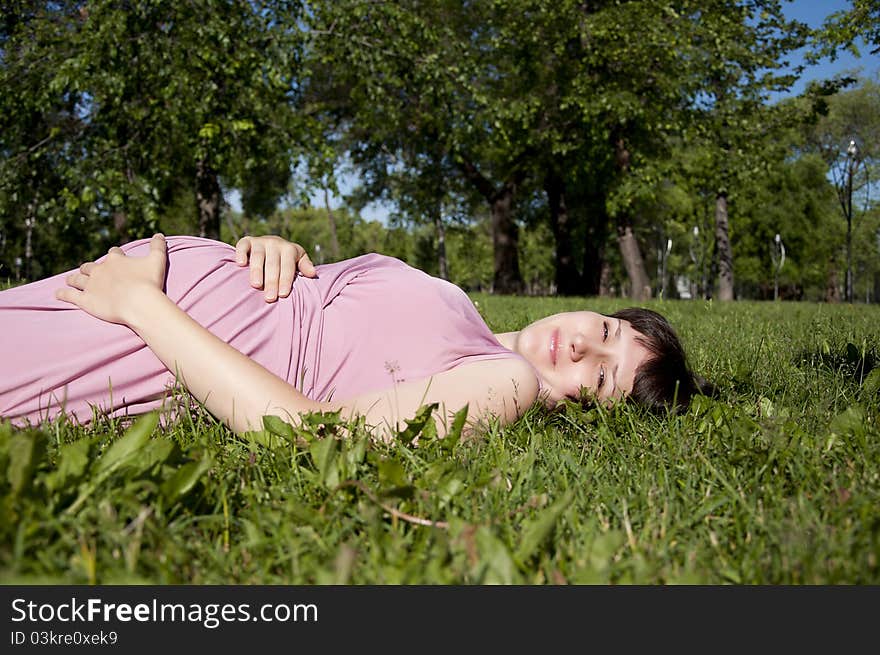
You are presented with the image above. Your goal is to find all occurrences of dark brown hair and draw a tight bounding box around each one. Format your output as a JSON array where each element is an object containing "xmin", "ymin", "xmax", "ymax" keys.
[{"xmin": 609, "ymin": 307, "xmax": 712, "ymax": 413}]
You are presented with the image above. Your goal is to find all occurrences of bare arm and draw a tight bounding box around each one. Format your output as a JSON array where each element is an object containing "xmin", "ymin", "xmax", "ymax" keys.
[
  {"xmin": 57, "ymin": 235, "xmax": 538, "ymax": 437},
  {"xmin": 340, "ymin": 357, "xmax": 539, "ymax": 440}
]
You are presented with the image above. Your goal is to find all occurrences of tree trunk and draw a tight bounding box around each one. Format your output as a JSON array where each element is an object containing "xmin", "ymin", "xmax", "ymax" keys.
[
  {"xmin": 617, "ymin": 217, "xmax": 652, "ymax": 301},
  {"xmin": 583, "ymin": 190, "xmax": 610, "ymax": 297},
  {"xmin": 583, "ymin": 236, "xmax": 605, "ymax": 297},
  {"xmin": 196, "ymin": 159, "xmax": 222, "ymax": 240},
  {"xmin": 715, "ymin": 191, "xmax": 734, "ymax": 301},
  {"xmin": 599, "ymin": 259, "xmax": 613, "ymax": 297},
  {"xmin": 457, "ymin": 158, "xmax": 524, "ymax": 294},
  {"xmin": 323, "ymin": 188, "xmax": 341, "ymax": 260},
  {"xmin": 24, "ymin": 203, "xmax": 34, "ymax": 281},
  {"xmin": 113, "ymin": 211, "xmax": 130, "ymax": 244},
  {"xmin": 490, "ymin": 186, "xmax": 523, "ymax": 294},
  {"xmin": 826, "ymin": 258, "xmax": 841, "ymax": 303},
  {"xmin": 433, "ymin": 203, "xmax": 448, "ymax": 280},
  {"xmin": 545, "ymin": 172, "xmax": 580, "ymax": 295},
  {"xmin": 612, "ymin": 136, "xmax": 651, "ymax": 301}
]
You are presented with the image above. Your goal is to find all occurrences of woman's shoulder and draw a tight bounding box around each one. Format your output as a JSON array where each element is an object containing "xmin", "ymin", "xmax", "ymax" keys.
[{"xmin": 337, "ymin": 355, "xmax": 541, "ymax": 438}]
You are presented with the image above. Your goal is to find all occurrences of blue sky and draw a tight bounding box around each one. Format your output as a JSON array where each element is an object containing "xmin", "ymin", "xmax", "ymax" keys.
[{"xmin": 778, "ymin": 0, "xmax": 878, "ymax": 98}]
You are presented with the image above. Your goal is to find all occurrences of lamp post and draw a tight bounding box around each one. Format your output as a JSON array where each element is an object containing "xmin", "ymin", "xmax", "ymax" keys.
[
  {"xmin": 657, "ymin": 237, "xmax": 672, "ymax": 298},
  {"xmin": 843, "ymin": 140, "xmax": 860, "ymax": 303},
  {"xmin": 770, "ymin": 233, "xmax": 785, "ymax": 301},
  {"xmin": 689, "ymin": 226, "xmax": 706, "ymax": 299}
]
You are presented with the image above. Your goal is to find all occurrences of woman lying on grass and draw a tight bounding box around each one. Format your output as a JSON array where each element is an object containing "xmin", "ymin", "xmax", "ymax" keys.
[{"xmin": 1, "ymin": 234, "xmax": 704, "ymax": 439}]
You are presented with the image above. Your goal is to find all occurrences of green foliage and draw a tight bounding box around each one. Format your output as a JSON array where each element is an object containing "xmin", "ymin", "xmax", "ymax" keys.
[
  {"xmin": 813, "ymin": 0, "xmax": 880, "ymax": 61},
  {"xmin": 1, "ymin": 0, "xmax": 316, "ymax": 278},
  {"xmin": 2, "ymin": 298, "xmax": 879, "ymax": 584},
  {"xmin": 732, "ymin": 152, "xmax": 843, "ymax": 300},
  {"xmin": 1, "ymin": 1, "xmax": 878, "ymax": 297}
]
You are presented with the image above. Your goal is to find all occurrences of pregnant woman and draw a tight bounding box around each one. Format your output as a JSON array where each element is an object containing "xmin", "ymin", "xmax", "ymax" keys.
[{"xmin": 1, "ymin": 234, "xmax": 702, "ymax": 438}]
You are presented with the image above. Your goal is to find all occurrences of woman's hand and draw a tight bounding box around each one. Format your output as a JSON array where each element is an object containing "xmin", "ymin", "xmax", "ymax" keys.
[
  {"xmin": 56, "ymin": 233, "xmax": 168, "ymax": 325},
  {"xmin": 235, "ymin": 235, "xmax": 317, "ymax": 302}
]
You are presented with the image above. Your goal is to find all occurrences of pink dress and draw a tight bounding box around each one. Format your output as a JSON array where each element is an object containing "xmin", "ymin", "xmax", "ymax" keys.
[{"xmin": 0, "ymin": 236, "xmax": 527, "ymax": 426}]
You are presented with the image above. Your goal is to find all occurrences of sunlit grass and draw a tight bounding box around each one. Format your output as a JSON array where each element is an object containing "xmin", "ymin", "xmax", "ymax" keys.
[{"xmin": 1, "ymin": 297, "xmax": 878, "ymax": 584}]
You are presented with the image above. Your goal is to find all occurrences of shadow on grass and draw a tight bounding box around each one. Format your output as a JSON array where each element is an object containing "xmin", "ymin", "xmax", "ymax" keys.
[{"xmin": 794, "ymin": 342, "xmax": 877, "ymax": 384}]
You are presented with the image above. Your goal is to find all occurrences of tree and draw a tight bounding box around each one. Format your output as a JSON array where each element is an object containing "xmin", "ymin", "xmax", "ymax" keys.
[
  {"xmin": 683, "ymin": 1, "xmax": 808, "ymax": 301},
  {"xmin": 732, "ymin": 148, "xmax": 842, "ymax": 301},
  {"xmin": 0, "ymin": 2, "xmax": 109, "ymax": 279},
  {"xmin": 815, "ymin": 0, "xmax": 880, "ymax": 59},
  {"xmin": 1, "ymin": 0, "xmax": 313, "ymax": 281},
  {"xmin": 806, "ymin": 78, "xmax": 880, "ymax": 302},
  {"xmin": 312, "ymin": 0, "xmax": 599, "ymax": 293}
]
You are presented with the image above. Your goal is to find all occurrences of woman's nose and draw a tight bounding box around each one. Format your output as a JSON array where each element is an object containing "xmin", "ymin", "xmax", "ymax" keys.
[
  {"xmin": 570, "ymin": 333, "xmax": 589, "ymax": 361},
  {"xmin": 570, "ymin": 332, "xmax": 607, "ymax": 362}
]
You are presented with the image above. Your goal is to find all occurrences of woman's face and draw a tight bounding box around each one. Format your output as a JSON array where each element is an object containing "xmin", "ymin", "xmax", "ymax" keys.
[{"xmin": 515, "ymin": 311, "xmax": 651, "ymax": 406}]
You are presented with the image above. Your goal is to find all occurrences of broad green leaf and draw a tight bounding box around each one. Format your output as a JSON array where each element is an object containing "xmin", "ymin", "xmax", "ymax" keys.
[
  {"xmin": 301, "ymin": 409, "xmax": 344, "ymax": 430},
  {"xmin": 43, "ymin": 439, "xmax": 92, "ymax": 492},
  {"xmin": 244, "ymin": 430, "xmax": 286, "ymax": 449},
  {"xmin": 64, "ymin": 414, "xmax": 158, "ymax": 515},
  {"xmin": 309, "ymin": 436, "xmax": 339, "ymax": 489},
  {"xmin": 862, "ymin": 368, "xmax": 880, "ymax": 396},
  {"xmin": 475, "ymin": 527, "xmax": 519, "ymax": 585},
  {"xmin": 135, "ymin": 439, "xmax": 177, "ymax": 473},
  {"xmin": 441, "ymin": 404, "xmax": 469, "ymax": 450},
  {"xmin": 344, "ymin": 437, "xmax": 368, "ymax": 471},
  {"xmin": 263, "ymin": 415, "xmax": 295, "ymax": 442},
  {"xmin": 161, "ymin": 455, "xmax": 213, "ymax": 501},
  {"xmin": 829, "ymin": 406, "xmax": 866, "ymax": 438},
  {"xmin": 514, "ymin": 491, "xmax": 575, "ymax": 564},
  {"xmin": 378, "ymin": 458, "xmax": 408, "ymax": 489},
  {"xmin": 94, "ymin": 413, "xmax": 158, "ymax": 475},
  {"xmin": 7, "ymin": 431, "xmax": 48, "ymax": 496},
  {"xmin": 397, "ymin": 403, "xmax": 438, "ymax": 444}
]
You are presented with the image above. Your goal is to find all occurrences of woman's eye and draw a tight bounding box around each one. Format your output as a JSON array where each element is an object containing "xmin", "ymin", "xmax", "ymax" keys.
[
  {"xmin": 602, "ymin": 321, "xmax": 608, "ymax": 342},
  {"xmin": 598, "ymin": 366, "xmax": 605, "ymax": 390}
]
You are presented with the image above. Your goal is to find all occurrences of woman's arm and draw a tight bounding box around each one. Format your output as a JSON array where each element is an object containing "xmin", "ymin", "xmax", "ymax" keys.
[
  {"xmin": 127, "ymin": 290, "xmax": 536, "ymax": 437},
  {"xmin": 57, "ymin": 235, "xmax": 538, "ymax": 437},
  {"xmin": 342, "ymin": 357, "xmax": 539, "ymax": 440},
  {"xmin": 56, "ymin": 235, "xmax": 325, "ymax": 432}
]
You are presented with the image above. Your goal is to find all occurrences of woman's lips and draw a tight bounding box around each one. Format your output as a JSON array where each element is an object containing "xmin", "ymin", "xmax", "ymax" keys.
[{"xmin": 550, "ymin": 328, "xmax": 559, "ymax": 367}]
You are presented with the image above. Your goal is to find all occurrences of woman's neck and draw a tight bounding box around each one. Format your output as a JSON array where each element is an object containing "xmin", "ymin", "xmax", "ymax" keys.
[{"xmin": 493, "ymin": 331, "xmax": 519, "ymax": 352}]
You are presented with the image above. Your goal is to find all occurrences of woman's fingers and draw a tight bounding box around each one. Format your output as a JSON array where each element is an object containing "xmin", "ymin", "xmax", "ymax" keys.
[
  {"xmin": 235, "ymin": 235, "xmax": 318, "ymax": 301},
  {"xmin": 234, "ymin": 237, "xmax": 252, "ymax": 266},
  {"xmin": 276, "ymin": 249, "xmax": 298, "ymax": 299},
  {"xmin": 149, "ymin": 233, "xmax": 166, "ymax": 258},
  {"xmin": 55, "ymin": 286, "xmax": 83, "ymax": 306},
  {"xmin": 248, "ymin": 245, "xmax": 266, "ymax": 289},
  {"xmin": 263, "ymin": 251, "xmax": 281, "ymax": 301},
  {"xmin": 297, "ymin": 252, "xmax": 317, "ymax": 278},
  {"xmin": 65, "ymin": 272, "xmax": 89, "ymax": 290},
  {"xmin": 236, "ymin": 236, "xmax": 268, "ymax": 290},
  {"xmin": 79, "ymin": 262, "xmax": 94, "ymax": 275}
]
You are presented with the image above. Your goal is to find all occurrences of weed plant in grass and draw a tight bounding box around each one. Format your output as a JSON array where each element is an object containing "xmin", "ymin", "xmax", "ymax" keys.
[{"xmin": 1, "ymin": 297, "xmax": 878, "ymax": 584}]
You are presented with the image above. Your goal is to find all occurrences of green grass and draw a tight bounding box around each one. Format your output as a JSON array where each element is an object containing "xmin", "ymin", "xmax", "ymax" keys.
[{"xmin": 2, "ymin": 297, "xmax": 879, "ymax": 584}]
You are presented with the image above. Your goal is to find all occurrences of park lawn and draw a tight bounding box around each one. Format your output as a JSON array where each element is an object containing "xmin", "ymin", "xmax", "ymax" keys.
[{"xmin": 1, "ymin": 296, "xmax": 878, "ymax": 584}]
